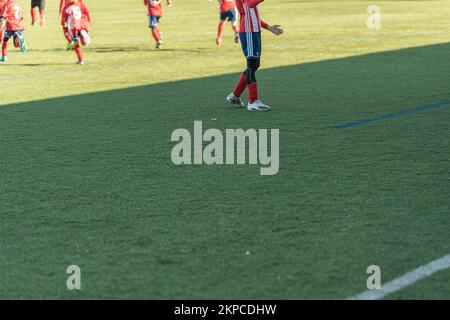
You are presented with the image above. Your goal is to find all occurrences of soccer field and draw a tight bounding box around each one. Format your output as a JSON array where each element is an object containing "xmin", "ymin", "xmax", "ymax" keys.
[{"xmin": 0, "ymin": 0, "xmax": 449, "ymax": 299}]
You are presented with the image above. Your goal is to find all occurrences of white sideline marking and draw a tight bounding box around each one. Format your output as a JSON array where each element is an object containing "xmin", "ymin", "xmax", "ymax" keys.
[{"xmin": 351, "ymin": 254, "xmax": 450, "ymax": 300}]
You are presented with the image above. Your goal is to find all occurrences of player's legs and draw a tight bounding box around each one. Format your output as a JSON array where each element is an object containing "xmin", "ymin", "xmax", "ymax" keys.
[
  {"xmin": 148, "ymin": 15, "xmax": 162, "ymax": 48},
  {"xmin": 230, "ymin": 32, "xmax": 268, "ymax": 111}
]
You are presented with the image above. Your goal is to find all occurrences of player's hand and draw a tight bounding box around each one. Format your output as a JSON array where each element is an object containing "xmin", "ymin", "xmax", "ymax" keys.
[
  {"xmin": 269, "ymin": 25, "xmax": 284, "ymax": 36},
  {"xmin": 167, "ymin": 0, "xmax": 173, "ymax": 7}
]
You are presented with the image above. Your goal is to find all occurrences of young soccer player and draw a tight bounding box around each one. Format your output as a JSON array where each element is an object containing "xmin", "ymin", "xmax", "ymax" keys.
[
  {"xmin": 30, "ymin": 0, "xmax": 45, "ymax": 26},
  {"xmin": 60, "ymin": 0, "xmax": 85, "ymax": 49},
  {"xmin": 144, "ymin": 0, "xmax": 172, "ymax": 49},
  {"xmin": 226, "ymin": 0, "xmax": 283, "ymax": 111},
  {"xmin": 1, "ymin": 0, "xmax": 27, "ymax": 62},
  {"xmin": 209, "ymin": 0, "xmax": 239, "ymax": 45},
  {"xmin": 61, "ymin": 0, "xmax": 91, "ymax": 64}
]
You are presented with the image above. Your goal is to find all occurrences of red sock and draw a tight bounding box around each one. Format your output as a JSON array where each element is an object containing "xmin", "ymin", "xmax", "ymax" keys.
[
  {"xmin": 74, "ymin": 45, "xmax": 83, "ymax": 61},
  {"xmin": 248, "ymin": 83, "xmax": 259, "ymax": 103},
  {"xmin": 2, "ymin": 40, "xmax": 8, "ymax": 57},
  {"xmin": 232, "ymin": 24, "xmax": 238, "ymax": 33},
  {"xmin": 233, "ymin": 72, "xmax": 247, "ymax": 98},
  {"xmin": 40, "ymin": 8, "xmax": 45, "ymax": 18},
  {"xmin": 31, "ymin": 7, "xmax": 37, "ymax": 23},
  {"xmin": 217, "ymin": 21, "xmax": 225, "ymax": 39},
  {"xmin": 151, "ymin": 27, "xmax": 160, "ymax": 42}
]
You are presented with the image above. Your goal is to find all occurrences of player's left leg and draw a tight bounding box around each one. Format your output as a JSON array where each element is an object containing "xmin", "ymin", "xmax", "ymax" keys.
[
  {"xmin": 30, "ymin": 9, "xmax": 37, "ymax": 26},
  {"xmin": 216, "ymin": 19, "xmax": 226, "ymax": 45},
  {"xmin": 30, "ymin": 1, "xmax": 38, "ymax": 26},
  {"xmin": 217, "ymin": 11, "xmax": 228, "ymax": 45},
  {"xmin": 80, "ymin": 30, "xmax": 91, "ymax": 46},
  {"xmin": 13, "ymin": 31, "xmax": 27, "ymax": 53}
]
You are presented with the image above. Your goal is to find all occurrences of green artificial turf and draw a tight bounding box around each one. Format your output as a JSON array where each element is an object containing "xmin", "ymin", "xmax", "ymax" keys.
[{"xmin": 0, "ymin": 0, "xmax": 449, "ymax": 299}]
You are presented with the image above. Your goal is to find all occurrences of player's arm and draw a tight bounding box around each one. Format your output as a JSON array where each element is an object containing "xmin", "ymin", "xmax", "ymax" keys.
[
  {"xmin": 60, "ymin": 0, "xmax": 65, "ymax": 15},
  {"xmin": 260, "ymin": 19, "xmax": 283, "ymax": 35},
  {"xmin": 81, "ymin": 4, "xmax": 91, "ymax": 23},
  {"xmin": 144, "ymin": 0, "xmax": 148, "ymax": 6},
  {"xmin": 1, "ymin": 4, "xmax": 9, "ymax": 25},
  {"xmin": 61, "ymin": 8, "xmax": 68, "ymax": 26}
]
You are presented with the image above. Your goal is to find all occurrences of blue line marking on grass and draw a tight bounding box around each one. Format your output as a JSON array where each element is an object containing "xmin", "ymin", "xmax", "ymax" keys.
[{"xmin": 332, "ymin": 100, "xmax": 450, "ymax": 129}]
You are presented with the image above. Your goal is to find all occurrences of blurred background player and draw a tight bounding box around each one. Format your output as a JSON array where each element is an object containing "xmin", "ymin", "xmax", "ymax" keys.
[
  {"xmin": 1, "ymin": 0, "xmax": 27, "ymax": 62},
  {"xmin": 144, "ymin": 0, "xmax": 172, "ymax": 49},
  {"xmin": 226, "ymin": 0, "xmax": 283, "ymax": 111},
  {"xmin": 60, "ymin": 0, "xmax": 85, "ymax": 49},
  {"xmin": 61, "ymin": 0, "xmax": 91, "ymax": 64},
  {"xmin": 208, "ymin": 0, "xmax": 239, "ymax": 45},
  {"xmin": 30, "ymin": 0, "xmax": 45, "ymax": 26}
]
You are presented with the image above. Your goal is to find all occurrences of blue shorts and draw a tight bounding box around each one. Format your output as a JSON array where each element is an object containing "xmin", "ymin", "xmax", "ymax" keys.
[
  {"xmin": 239, "ymin": 32, "xmax": 261, "ymax": 59},
  {"xmin": 3, "ymin": 30, "xmax": 23, "ymax": 40},
  {"xmin": 220, "ymin": 9, "xmax": 237, "ymax": 23},
  {"xmin": 148, "ymin": 15, "xmax": 161, "ymax": 28}
]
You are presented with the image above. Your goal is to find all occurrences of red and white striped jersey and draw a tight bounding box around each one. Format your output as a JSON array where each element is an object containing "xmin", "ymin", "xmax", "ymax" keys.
[{"xmin": 236, "ymin": 0, "xmax": 268, "ymax": 33}]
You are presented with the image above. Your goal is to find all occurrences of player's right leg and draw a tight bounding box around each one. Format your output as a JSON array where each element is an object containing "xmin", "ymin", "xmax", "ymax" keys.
[
  {"xmin": 1, "ymin": 31, "xmax": 11, "ymax": 61},
  {"xmin": 217, "ymin": 12, "xmax": 228, "ymax": 45},
  {"xmin": 39, "ymin": 0, "xmax": 46, "ymax": 26},
  {"xmin": 63, "ymin": 27, "xmax": 74, "ymax": 50},
  {"xmin": 0, "ymin": 26, "xmax": 4, "ymax": 46}
]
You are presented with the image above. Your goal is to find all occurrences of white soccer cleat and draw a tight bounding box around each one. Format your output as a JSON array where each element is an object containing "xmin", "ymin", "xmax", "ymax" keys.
[
  {"xmin": 80, "ymin": 30, "xmax": 91, "ymax": 46},
  {"xmin": 247, "ymin": 100, "xmax": 271, "ymax": 112},
  {"xmin": 226, "ymin": 93, "xmax": 244, "ymax": 108}
]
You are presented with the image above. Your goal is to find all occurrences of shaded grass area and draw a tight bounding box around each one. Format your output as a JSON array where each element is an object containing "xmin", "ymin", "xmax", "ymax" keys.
[{"xmin": 0, "ymin": 42, "xmax": 449, "ymax": 299}]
